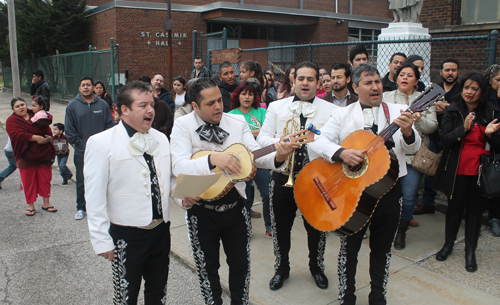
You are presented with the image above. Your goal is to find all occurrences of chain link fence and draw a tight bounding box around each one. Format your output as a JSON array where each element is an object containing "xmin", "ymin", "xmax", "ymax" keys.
[
  {"xmin": 238, "ymin": 31, "xmax": 498, "ymax": 87},
  {"xmin": 1, "ymin": 42, "xmax": 119, "ymax": 101}
]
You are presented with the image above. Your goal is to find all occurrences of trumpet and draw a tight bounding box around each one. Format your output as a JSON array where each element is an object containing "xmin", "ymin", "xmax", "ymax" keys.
[{"xmin": 282, "ymin": 118, "xmax": 299, "ymax": 187}]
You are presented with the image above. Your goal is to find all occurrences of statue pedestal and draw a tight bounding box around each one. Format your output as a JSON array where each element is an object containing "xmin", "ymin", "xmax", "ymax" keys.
[{"xmin": 377, "ymin": 22, "xmax": 431, "ymax": 87}]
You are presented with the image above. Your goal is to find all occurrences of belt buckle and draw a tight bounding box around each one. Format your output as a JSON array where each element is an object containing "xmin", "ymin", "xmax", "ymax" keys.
[{"xmin": 215, "ymin": 204, "xmax": 229, "ymax": 212}]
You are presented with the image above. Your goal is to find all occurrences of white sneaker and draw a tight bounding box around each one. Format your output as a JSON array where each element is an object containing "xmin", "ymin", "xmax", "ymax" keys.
[{"xmin": 75, "ymin": 210, "xmax": 86, "ymax": 220}]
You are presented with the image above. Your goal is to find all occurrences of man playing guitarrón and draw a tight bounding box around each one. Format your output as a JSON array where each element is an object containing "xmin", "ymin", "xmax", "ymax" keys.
[
  {"xmin": 257, "ymin": 61, "xmax": 337, "ymax": 291},
  {"xmin": 170, "ymin": 78, "xmax": 295, "ymax": 305},
  {"xmin": 308, "ymin": 64, "xmax": 421, "ymax": 305}
]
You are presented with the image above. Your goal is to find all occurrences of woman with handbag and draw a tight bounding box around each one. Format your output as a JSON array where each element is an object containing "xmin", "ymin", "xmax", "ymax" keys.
[
  {"xmin": 5, "ymin": 98, "xmax": 57, "ymax": 216},
  {"xmin": 485, "ymin": 64, "xmax": 500, "ymax": 236},
  {"xmin": 433, "ymin": 71, "xmax": 500, "ymax": 272},
  {"xmin": 383, "ymin": 62, "xmax": 438, "ymax": 249}
]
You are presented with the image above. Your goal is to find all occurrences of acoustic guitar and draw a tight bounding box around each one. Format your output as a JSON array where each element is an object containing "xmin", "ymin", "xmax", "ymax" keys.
[
  {"xmin": 192, "ymin": 124, "xmax": 321, "ymax": 201},
  {"xmin": 294, "ymin": 84, "xmax": 445, "ymax": 235}
]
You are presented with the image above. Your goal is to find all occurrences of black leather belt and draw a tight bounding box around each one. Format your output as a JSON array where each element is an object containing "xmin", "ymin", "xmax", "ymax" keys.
[{"xmin": 195, "ymin": 201, "xmax": 238, "ymax": 212}]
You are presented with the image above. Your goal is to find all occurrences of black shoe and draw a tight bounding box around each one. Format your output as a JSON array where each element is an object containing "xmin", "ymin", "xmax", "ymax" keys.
[
  {"xmin": 435, "ymin": 241, "xmax": 454, "ymax": 261},
  {"xmin": 413, "ymin": 205, "xmax": 435, "ymax": 215},
  {"xmin": 465, "ymin": 249, "xmax": 477, "ymax": 272},
  {"xmin": 62, "ymin": 179, "xmax": 68, "ymax": 185},
  {"xmin": 312, "ymin": 273, "xmax": 328, "ymax": 289},
  {"xmin": 269, "ymin": 273, "xmax": 289, "ymax": 291},
  {"xmin": 394, "ymin": 220, "xmax": 410, "ymax": 250}
]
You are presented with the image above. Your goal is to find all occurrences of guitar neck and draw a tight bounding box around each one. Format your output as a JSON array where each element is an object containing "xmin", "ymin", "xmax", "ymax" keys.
[{"xmin": 252, "ymin": 143, "xmax": 277, "ymax": 160}]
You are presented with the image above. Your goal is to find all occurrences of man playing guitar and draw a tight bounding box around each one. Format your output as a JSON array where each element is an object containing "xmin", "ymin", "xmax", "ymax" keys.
[
  {"xmin": 308, "ymin": 64, "xmax": 421, "ymax": 305},
  {"xmin": 170, "ymin": 78, "xmax": 295, "ymax": 305}
]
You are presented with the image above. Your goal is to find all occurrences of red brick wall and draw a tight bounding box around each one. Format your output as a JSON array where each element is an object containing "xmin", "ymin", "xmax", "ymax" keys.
[
  {"xmin": 352, "ymin": 0, "xmax": 392, "ymax": 19},
  {"xmin": 419, "ymin": 0, "xmax": 461, "ymax": 27},
  {"xmin": 245, "ymin": 0, "xmax": 300, "ymax": 9},
  {"xmin": 87, "ymin": 0, "xmax": 238, "ymax": 5},
  {"xmin": 87, "ymin": 8, "xmax": 207, "ymax": 86}
]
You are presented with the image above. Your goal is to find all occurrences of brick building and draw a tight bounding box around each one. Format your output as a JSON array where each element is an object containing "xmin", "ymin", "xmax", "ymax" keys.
[{"xmin": 85, "ymin": 0, "xmax": 393, "ymax": 87}]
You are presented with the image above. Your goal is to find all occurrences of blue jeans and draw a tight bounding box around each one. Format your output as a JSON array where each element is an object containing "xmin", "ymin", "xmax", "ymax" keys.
[
  {"xmin": 57, "ymin": 155, "xmax": 73, "ymax": 180},
  {"xmin": 244, "ymin": 168, "xmax": 271, "ymax": 231},
  {"xmin": 400, "ymin": 164, "xmax": 424, "ymax": 221},
  {"xmin": 74, "ymin": 154, "xmax": 86, "ymax": 211},
  {"xmin": 421, "ymin": 139, "xmax": 443, "ymax": 207},
  {"xmin": 0, "ymin": 150, "xmax": 17, "ymax": 182}
]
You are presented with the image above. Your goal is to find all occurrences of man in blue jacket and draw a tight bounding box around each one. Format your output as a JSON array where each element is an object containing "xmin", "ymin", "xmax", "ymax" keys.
[{"xmin": 65, "ymin": 77, "xmax": 114, "ymax": 220}]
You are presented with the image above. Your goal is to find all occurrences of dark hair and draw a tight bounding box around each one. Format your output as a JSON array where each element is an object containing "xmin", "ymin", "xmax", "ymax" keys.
[
  {"xmin": 349, "ymin": 45, "xmax": 369, "ymax": 64},
  {"xmin": 440, "ymin": 58, "xmax": 460, "ymax": 70},
  {"xmin": 230, "ymin": 81, "xmax": 261, "ymax": 110},
  {"xmin": 218, "ymin": 61, "xmax": 233, "ymax": 74},
  {"xmin": 265, "ymin": 72, "xmax": 275, "ymax": 88},
  {"xmin": 458, "ymin": 71, "xmax": 490, "ymax": 125},
  {"xmin": 241, "ymin": 61, "xmax": 265, "ymax": 89},
  {"xmin": 405, "ymin": 55, "xmax": 424, "ymax": 65},
  {"xmin": 33, "ymin": 70, "xmax": 44, "ymax": 79},
  {"xmin": 332, "ymin": 63, "xmax": 351, "ymax": 78},
  {"xmin": 79, "ymin": 76, "xmax": 94, "ymax": 86},
  {"xmin": 32, "ymin": 96, "xmax": 47, "ymax": 110},
  {"xmin": 294, "ymin": 61, "xmax": 320, "ymax": 81},
  {"xmin": 194, "ymin": 56, "xmax": 203, "ymax": 61},
  {"xmin": 188, "ymin": 78, "xmax": 218, "ymax": 106},
  {"xmin": 351, "ymin": 64, "xmax": 379, "ymax": 86},
  {"xmin": 53, "ymin": 123, "xmax": 65, "ymax": 133},
  {"xmin": 116, "ymin": 81, "xmax": 152, "ymax": 115},
  {"xmin": 396, "ymin": 63, "xmax": 421, "ymax": 81},
  {"xmin": 173, "ymin": 76, "xmax": 187, "ymax": 87},
  {"xmin": 94, "ymin": 80, "xmax": 107, "ymax": 96},
  {"xmin": 10, "ymin": 97, "xmax": 25, "ymax": 109},
  {"xmin": 138, "ymin": 76, "xmax": 151, "ymax": 83},
  {"xmin": 389, "ymin": 52, "xmax": 407, "ymax": 63},
  {"xmin": 281, "ymin": 67, "xmax": 294, "ymax": 95},
  {"xmin": 485, "ymin": 64, "xmax": 500, "ymax": 84}
]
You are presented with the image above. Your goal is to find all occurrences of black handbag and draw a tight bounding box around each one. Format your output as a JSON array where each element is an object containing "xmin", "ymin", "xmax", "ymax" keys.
[{"xmin": 478, "ymin": 153, "xmax": 500, "ymax": 197}]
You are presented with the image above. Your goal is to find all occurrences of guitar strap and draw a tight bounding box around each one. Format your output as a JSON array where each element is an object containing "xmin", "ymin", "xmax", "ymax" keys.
[
  {"xmin": 381, "ymin": 102, "xmax": 390, "ymax": 124},
  {"xmin": 381, "ymin": 102, "xmax": 396, "ymax": 150}
]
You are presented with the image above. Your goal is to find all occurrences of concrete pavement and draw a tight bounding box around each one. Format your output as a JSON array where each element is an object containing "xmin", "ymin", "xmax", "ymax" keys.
[{"xmin": 0, "ymin": 90, "xmax": 499, "ymax": 304}]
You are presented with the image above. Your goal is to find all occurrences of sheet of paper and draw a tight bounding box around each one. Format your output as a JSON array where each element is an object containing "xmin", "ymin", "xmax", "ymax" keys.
[{"xmin": 171, "ymin": 173, "xmax": 223, "ymax": 199}]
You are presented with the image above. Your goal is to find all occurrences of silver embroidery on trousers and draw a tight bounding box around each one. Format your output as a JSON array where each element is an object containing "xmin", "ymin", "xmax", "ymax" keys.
[
  {"xmin": 316, "ymin": 231, "xmax": 327, "ymax": 273},
  {"xmin": 337, "ymin": 236, "xmax": 348, "ymax": 304},
  {"xmin": 269, "ymin": 180, "xmax": 282, "ymax": 273},
  {"xmin": 112, "ymin": 239, "xmax": 129, "ymax": 305},
  {"xmin": 241, "ymin": 207, "xmax": 251, "ymax": 304},
  {"xmin": 187, "ymin": 215, "xmax": 215, "ymax": 305},
  {"xmin": 382, "ymin": 252, "xmax": 392, "ymax": 300}
]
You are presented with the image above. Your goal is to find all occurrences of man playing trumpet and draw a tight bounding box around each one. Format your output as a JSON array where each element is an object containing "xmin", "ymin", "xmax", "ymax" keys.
[{"xmin": 257, "ymin": 61, "xmax": 338, "ymax": 291}]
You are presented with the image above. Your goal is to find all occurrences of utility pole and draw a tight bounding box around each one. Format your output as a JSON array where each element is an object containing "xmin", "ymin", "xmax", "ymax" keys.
[
  {"xmin": 7, "ymin": 0, "xmax": 21, "ymax": 97},
  {"xmin": 166, "ymin": 0, "xmax": 173, "ymax": 88}
]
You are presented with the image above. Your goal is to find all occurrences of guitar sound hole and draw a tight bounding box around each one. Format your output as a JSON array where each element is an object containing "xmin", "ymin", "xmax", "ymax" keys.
[
  {"xmin": 342, "ymin": 156, "xmax": 369, "ymax": 179},
  {"xmin": 348, "ymin": 161, "xmax": 365, "ymax": 173}
]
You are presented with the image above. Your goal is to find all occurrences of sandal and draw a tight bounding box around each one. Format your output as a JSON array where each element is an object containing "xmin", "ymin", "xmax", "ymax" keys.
[
  {"xmin": 26, "ymin": 209, "xmax": 36, "ymax": 216},
  {"xmin": 42, "ymin": 206, "xmax": 58, "ymax": 213}
]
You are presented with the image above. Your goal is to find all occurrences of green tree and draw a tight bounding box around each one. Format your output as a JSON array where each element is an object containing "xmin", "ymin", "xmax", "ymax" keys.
[{"xmin": 0, "ymin": 0, "xmax": 87, "ymax": 66}]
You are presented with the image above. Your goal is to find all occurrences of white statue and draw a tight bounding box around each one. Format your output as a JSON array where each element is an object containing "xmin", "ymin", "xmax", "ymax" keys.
[{"xmin": 389, "ymin": 0, "xmax": 424, "ymax": 23}]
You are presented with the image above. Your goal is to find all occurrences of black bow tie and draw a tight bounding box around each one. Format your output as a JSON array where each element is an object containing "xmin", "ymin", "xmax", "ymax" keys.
[{"xmin": 196, "ymin": 123, "xmax": 230, "ymax": 144}]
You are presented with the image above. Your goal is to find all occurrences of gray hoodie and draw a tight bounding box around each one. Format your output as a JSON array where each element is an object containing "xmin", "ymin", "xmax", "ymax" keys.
[{"xmin": 65, "ymin": 94, "xmax": 114, "ymax": 155}]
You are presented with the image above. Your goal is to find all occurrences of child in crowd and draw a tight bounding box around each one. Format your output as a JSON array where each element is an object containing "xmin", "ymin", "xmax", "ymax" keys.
[
  {"xmin": 52, "ymin": 123, "xmax": 73, "ymax": 185},
  {"xmin": 31, "ymin": 96, "xmax": 52, "ymax": 126}
]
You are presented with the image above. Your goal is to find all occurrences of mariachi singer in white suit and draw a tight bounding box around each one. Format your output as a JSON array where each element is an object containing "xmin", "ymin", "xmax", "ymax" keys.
[
  {"xmin": 84, "ymin": 81, "xmax": 172, "ymax": 304},
  {"xmin": 308, "ymin": 64, "xmax": 420, "ymax": 305}
]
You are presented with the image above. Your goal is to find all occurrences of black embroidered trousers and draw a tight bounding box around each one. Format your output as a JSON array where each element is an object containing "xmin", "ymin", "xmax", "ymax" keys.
[
  {"xmin": 186, "ymin": 198, "xmax": 251, "ymax": 305},
  {"xmin": 338, "ymin": 182, "xmax": 401, "ymax": 305},
  {"xmin": 270, "ymin": 172, "xmax": 327, "ymax": 276},
  {"xmin": 109, "ymin": 221, "xmax": 171, "ymax": 305}
]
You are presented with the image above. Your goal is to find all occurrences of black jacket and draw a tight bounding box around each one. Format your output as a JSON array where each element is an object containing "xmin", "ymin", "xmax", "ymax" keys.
[
  {"xmin": 382, "ymin": 72, "xmax": 397, "ymax": 92},
  {"xmin": 30, "ymin": 80, "xmax": 51, "ymax": 111},
  {"xmin": 217, "ymin": 80, "xmax": 239, "ymax": 113},
  {"xmin": 190, "ymin": 66, "xmax": 212, "ymax": 79},
  {"xmin": 433, "ymin": 100, "xmax": 500, "ymax": 198},
  {"xmin": 157, "ymin": 88, "xmax": 175, "ymax": 113}
]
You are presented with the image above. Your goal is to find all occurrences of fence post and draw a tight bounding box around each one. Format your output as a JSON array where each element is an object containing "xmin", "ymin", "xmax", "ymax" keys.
[
  {"xmin": 208, "ymin": 50, "xmax": 212, "ymax": 72},
  {"xmin": 489, "ymin": 30, "xmax": 499, "ymax": 67},
  {"xmin": 116, "ymin": 43, "xmax": 120, "ymax": 90},
  {"xmin": 222, "ymin": 27, "xmax": 228, "ymax": 49},
  {"xmin": 200, "ymin": 32, "xmax": 203, "ymax": 60},
  {"xmin": 89, "ymin": 45, "xmax": 94, "ymax": 79},
  {"xmin": 193, "ymin": 30, "xmax": 198, "ymax": 68},
  {"xmin": 110, "ymin": 38, "xmax": 116, "ymax": 101},
  {"xmin": 309, "ymin": 42, "xmax": 313, "ymax": 62}
]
